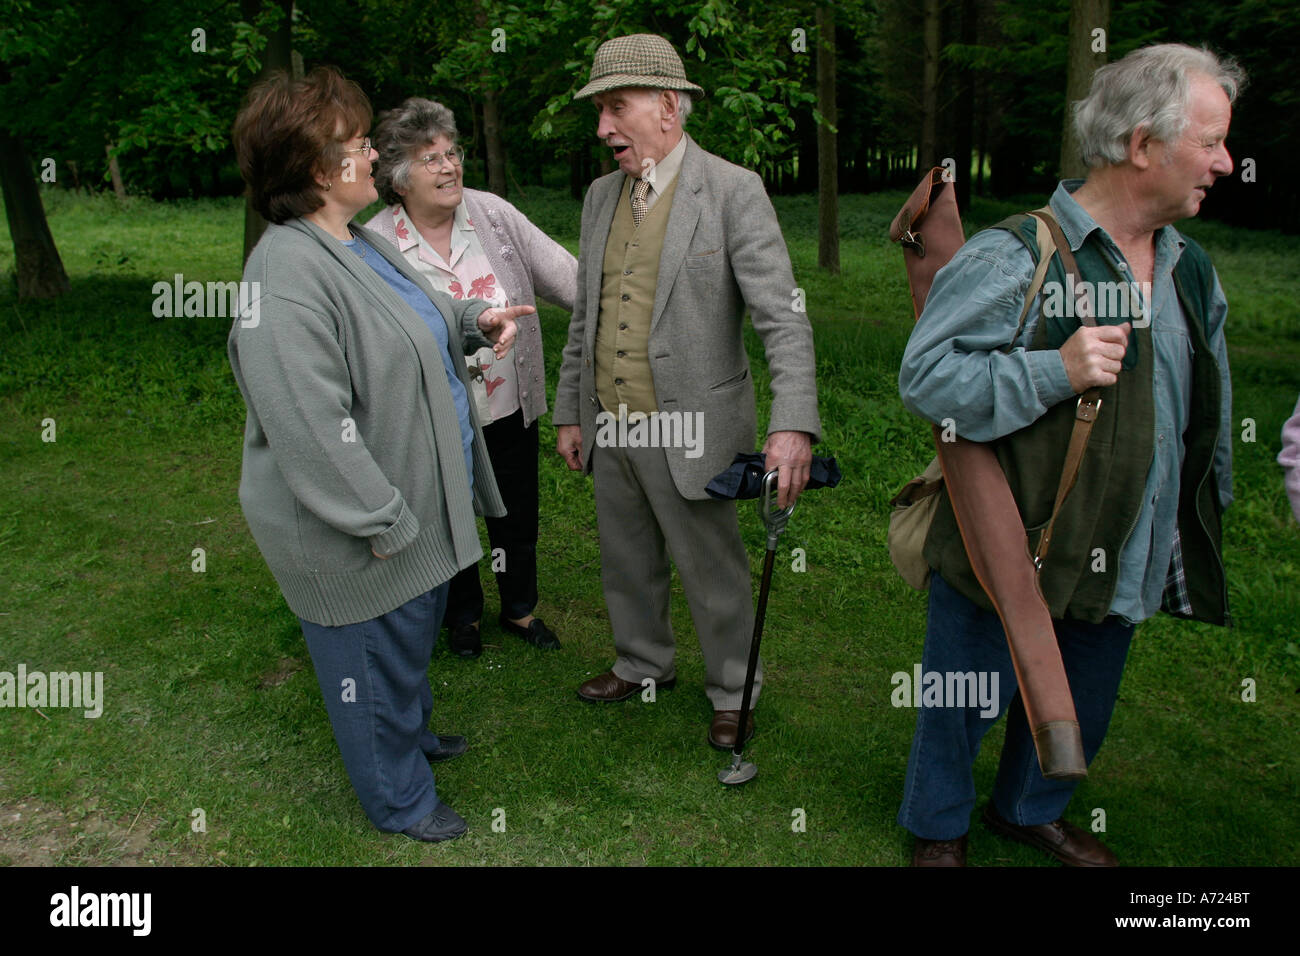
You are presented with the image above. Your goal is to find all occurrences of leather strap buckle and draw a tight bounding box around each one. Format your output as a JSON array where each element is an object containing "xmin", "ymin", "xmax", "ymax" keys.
[
  {"xmin": 900, "ymin": 229, "xmax": 925, "ymax": 257},
  {"xmin": 1076, "ymin": 395, "xmax": 1101, "ymax": 422}
]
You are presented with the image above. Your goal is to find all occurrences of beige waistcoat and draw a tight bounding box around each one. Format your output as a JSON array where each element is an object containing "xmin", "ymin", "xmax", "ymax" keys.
[{"xmin": 595, "ymin": 175, "xmax": 680, "ymax": 415}]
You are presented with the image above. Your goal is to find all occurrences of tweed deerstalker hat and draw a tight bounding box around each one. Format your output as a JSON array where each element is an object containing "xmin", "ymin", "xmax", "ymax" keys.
[{"xmin": 574, "ymin": 33, "xmax": 705, "ymax": 100}]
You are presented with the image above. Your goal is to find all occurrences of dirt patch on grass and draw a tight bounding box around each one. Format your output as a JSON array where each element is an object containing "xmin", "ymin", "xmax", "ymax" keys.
[
  {"xmin": 258, "ymin": 656, "xmax": 302, "ymax": 689},
  {"xmin": 0, "ymin": 792, "xmax": 214, "ymax": 867}
]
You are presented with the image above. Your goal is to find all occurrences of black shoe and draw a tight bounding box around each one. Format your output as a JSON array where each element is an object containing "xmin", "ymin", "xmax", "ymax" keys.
[
  {"xmin": 424, "ymin": 734, "xmax": 468, "ymax": 764},
  {"xmin": 401, "ymin": 802, "xmax": 467, "ymax": 843},
  {"xmin": 448, "ymin": 622, "xmax": 482, "ymax": 658},
  {"xmin": 499, "ymin": 614, "xmax": 561, "ymax": 650}
]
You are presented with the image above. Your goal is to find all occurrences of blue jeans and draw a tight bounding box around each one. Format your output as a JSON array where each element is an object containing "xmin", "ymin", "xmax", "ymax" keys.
[
  {"xmin": 300, "ymin": 583, "xmax": 451, "ymax": 832},
  {"xmin": 898, "ymin": 572, "xmax": 1134, "ymax": 840}
]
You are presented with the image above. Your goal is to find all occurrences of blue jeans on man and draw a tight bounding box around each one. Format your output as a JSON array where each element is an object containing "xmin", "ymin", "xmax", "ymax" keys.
[{"xmin": 898, "ymin": 572, "xmax": 1135, "ymax": 840}]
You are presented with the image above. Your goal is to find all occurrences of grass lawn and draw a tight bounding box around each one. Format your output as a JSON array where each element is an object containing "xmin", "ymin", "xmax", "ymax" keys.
[{"xmin": 0, "ymin": 186, "xmax": 1296, "ymax": 866}]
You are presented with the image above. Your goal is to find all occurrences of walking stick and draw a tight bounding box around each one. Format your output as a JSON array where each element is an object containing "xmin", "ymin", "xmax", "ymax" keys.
[{"xmin": 719, "ymin": 471, "xmax": 795, "ymax": 786}]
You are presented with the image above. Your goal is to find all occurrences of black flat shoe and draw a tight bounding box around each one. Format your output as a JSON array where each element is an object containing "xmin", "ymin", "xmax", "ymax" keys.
[
  {"xmin": 401, "ymin": 802, "xmax": 467, "ymax": 843},
  {"xmin": 448, "ymin": 622, "xmax": 482, "ymax": 658},
  {"xmin": 424, "ymin": 734, "xmax": 468, "ymax": 763},
  {"xmin": 499, "ymin": 615, "xmax": 561, "ymax": 650}
]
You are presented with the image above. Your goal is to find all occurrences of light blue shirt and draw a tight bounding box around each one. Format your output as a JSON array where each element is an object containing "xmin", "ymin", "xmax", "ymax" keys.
[
  {"xmin": 344, "ymin": 235, "xmax": 475, "ymax": 487},
  {"xmin": 900, "ymin": 180, "xmax": 1232, "ymax": 624}
]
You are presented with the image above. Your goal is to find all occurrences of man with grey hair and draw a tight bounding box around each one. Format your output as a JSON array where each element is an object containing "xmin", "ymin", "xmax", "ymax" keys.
[
  {"xmin": 896, "ymin": 43, "xmax": 1241, "ymax": 866},
  {"xmin": 554, "ymin": 34, "xmax": 820, "ymax": 749}
]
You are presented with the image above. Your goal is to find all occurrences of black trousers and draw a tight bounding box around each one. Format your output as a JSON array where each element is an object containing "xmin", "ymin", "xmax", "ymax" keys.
[{"xmin": 445, "ymin": 408, "xmax": 540, "ymax": 627}]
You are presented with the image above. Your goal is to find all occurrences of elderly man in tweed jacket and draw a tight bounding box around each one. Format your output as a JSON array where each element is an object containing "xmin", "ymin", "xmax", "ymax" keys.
[{"xmin": 554, "ymin": 34, "xmax": 821, "ymax": 749}]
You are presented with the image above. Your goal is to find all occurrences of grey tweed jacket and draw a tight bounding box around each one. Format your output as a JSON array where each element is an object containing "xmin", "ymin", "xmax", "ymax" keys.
[{"xmin": 554, "ymin": 135, "xmax": 821, "ymax": 499}]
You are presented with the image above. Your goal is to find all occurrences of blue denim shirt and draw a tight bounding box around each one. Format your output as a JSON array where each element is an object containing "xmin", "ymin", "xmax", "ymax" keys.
[{"xmin": 900, "ymin": 180, "xmax": 1232, "ymax": 624}]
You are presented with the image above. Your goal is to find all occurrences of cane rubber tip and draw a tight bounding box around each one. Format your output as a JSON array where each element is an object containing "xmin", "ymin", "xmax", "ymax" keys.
[
  {"xmin": 1034, "ymin": 720, "xmax": 1088, "ymax": 781},
  {"xmin": 718, "ymin": 761, "xmax": 758, "ymax": 786}
]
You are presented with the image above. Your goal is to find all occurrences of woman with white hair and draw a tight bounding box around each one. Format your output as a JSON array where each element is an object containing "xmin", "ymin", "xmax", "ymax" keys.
[{"xmin": 368, "ymin": 98, "xmax": 577, "ymax": 659}]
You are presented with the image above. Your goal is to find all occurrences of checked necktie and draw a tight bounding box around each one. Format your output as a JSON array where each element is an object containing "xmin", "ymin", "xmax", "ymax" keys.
[{"xmin": 631, "ymin": 177, "xmax": 650, "ymax": 226}]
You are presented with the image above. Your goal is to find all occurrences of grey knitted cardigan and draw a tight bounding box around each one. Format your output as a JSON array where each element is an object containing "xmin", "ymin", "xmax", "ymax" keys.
[
  {"xmin": 364, "ymin": 188, "xmax": 577, "ymax": 427},
  {"xmin": 228, "ymin": 216, "xmax": 506, "ymax": 627}
]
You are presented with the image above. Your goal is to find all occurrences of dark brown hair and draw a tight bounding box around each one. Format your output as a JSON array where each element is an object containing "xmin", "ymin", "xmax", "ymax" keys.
[{"xmin": 232, "ymin": 66, "xmax": 372, "ymax": 224}]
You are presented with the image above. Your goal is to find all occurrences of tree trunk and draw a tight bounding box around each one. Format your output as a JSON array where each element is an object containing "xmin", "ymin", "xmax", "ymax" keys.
[
  {"xmin": 482, "ymin": 86, "xmax": 507, "ymax": 197},
  {"xmin": 105, "ymin": 140, "xmax": 127, "ymax": 199},
  {"xmin": 1060, "ymin": 0, "xmax": 1110, "ymax": 180},
  {"xmin": 919, "ymin": 0, "xmax": 940, "ymax": 172},
  {"xmin": 473, "ymin": 3, "xmax": 507, "ymax": 198},
  {"xmin": 815, "ymin": 5, "xmax": 839, "ymax": 275},
  {"xmin": 951, "ymin": 0, "xmax": 976, "ymax": 210},
  {"xmin": 569, "ymin": 149, "xmax": 585, "ymax": 200},
  {"xmin": 793, "ymin": 104, "xmax": 818, "ymax": 193},
  {"xmin": 0, "ymin": 130, "xmax": 71, "ymax": 299},
  {"xmin": 242, "ymin": 0, "xmax": 296, "ymax": 265}
]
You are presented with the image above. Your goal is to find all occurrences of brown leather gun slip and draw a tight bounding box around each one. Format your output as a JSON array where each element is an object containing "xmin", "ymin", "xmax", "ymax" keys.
[{"xmin": 890, "ymin": 167, "xmax": 1088, "ymax": 780}]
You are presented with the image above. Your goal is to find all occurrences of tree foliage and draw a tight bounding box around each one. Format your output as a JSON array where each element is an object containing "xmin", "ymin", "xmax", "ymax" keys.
[{"xmin": 1, "ymin": 0, "xmax": 1296, "ymax": 229}]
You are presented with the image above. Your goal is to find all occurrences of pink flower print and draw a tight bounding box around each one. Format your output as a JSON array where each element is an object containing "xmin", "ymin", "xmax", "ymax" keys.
[
  {"xmin": 469, "ymin": 274, "xmax": 497, "ymax": 299},
  {"xmin": 449, "ymin": 280, "xmax": 465, "ymax": 299},
  {"xmin": 394, "ymin": 217, "xmax": 410, "ymax": 241},
  {"xmin": 485, "ymin": 373, "xmax": 506, "ymax": 397}
]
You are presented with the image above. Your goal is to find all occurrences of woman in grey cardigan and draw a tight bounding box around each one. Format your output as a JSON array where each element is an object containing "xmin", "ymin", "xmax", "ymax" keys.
[
  {"xmin": 367, "ymin": 98, "xmax": 577, "ymax": 659},
  {"xmin": 228, "ymin": 67, "xmax": 534, "ymax": 843}
]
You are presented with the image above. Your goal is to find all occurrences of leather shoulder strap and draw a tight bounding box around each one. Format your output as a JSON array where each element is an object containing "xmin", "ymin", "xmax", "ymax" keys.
[{"xmin": 1024, "ymin": 206, "xmax": 1101, "ymax": 569}]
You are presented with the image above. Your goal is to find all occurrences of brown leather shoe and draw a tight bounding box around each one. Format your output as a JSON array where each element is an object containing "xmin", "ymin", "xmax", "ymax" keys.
[
  {"xmin": 912, "ymin": 835, "xmax": 968, "ymax": 867},
  {"xmin": 708, "ymin": 710, "xmax": 755, "ymax": 750},
  {"xmin": 982, "ymin": 804, "xmax": 1118, "ymax": 867},
  {"xmin": 577, "ymin": 670, "xmax": 675, "ymax": 702}
]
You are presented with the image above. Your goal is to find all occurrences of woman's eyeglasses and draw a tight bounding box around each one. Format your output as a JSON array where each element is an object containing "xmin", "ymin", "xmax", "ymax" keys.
[{"xmin": 420, "ymin": 145, "xmax": 465, "ymax": 171}]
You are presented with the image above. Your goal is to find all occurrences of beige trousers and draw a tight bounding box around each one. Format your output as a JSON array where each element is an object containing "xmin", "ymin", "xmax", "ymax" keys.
[{"xmin": 592, "ymin": 442, "xmax": 761, "ymax": 710}]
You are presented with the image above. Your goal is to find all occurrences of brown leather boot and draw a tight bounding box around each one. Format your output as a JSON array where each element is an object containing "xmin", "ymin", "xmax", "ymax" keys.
[{"xmin": 912, "ymin": 835, "xmax": 968, "ymax": 866}]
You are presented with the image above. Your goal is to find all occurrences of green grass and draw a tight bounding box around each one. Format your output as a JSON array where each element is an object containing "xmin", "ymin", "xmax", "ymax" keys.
[{"xmin": 0, "ymin": 186, "xmax": 1296, "ymax": 866}]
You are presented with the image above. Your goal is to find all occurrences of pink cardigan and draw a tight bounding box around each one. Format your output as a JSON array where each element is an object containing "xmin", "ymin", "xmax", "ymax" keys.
[{"xmin": 1280, "ymin": 394, "xmax": 1300, "ymax": 524}]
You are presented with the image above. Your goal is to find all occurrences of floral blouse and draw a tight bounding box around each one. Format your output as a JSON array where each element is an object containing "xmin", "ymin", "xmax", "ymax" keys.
[{"xmin": 382, "ymin": 202, "xmax": 520, "ymax": 425}]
